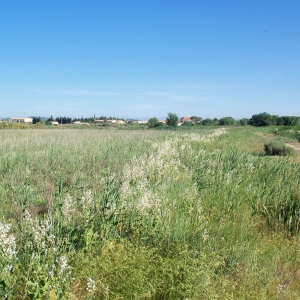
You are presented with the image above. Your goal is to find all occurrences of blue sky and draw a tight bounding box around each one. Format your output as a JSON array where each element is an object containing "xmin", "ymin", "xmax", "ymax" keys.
[{"xmin": 0, "ymin": 1, "xmax": 299, "ymax": 119}]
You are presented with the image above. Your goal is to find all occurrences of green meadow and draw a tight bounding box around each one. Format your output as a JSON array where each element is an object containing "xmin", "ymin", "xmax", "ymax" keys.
[{"xmin": 0, "ymin": 127, "xmax": 300, "ymax": 299}]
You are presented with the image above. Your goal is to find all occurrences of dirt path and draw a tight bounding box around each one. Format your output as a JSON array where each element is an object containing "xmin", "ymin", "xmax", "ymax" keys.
[
  {"xmin": 255, "ymin": 132, "xmax": 300, "ymax": 152},
  {"xmin": 255, "ymin": 131, "xmax": 300, "ymax": 161},
  {"xmin": 285, "ymin": 143, "xmax": 300, "ymax": 152}
]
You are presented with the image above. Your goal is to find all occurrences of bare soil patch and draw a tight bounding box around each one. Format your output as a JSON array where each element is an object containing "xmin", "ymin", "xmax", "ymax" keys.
[{"xmin": 285, "ymin": 142, "xmax": 300, "ymax": 152}]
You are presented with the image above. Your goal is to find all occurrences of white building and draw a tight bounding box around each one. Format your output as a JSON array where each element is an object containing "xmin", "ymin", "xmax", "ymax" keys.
[
  {"xmin": 10, "ymin": 118, "xmax": 33, "ymax": 123},
  {"xmin": 72, "ymin": 121, "xmax": 90, "ymax": 126}
]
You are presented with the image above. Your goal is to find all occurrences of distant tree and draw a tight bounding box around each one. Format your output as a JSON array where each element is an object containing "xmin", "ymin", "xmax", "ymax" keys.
[
  {"xmin": 190, "ymin": 116, "xmax": 202, "ymax": 123},
  {"xmin": 55, "ymin": 116, "xmax": 72, "ymax": 124},
  {"xmin": 239, "ymin": 118, "xmax": 249, "ymax": 126},
  {"xmin": 148, "ymin": 117, "xmax": 159, "ymax": 128},
  {"xmin": 201, "ymin": 118, "xmax": 212, "ymax": 125},
  {"xmin": 277, "ymin": 116, "xmax": 298, "ymax": 126},
  {"xmin": 32, "ymin": 117, "xmax": 41, "ymax": 124},
  {"xmin": 219, "ymin": 117, "xmax": 236, "ymax": 126},
  {"xmin": 249, "ymin": 112, "xmax": 278, "ymax": 126},
  {"xmin": 166, "ymin": 112, "xmax": 179, "ymax": 128}
]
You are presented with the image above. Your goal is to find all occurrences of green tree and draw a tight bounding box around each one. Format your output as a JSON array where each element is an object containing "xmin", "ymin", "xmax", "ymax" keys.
[
  {"xmin": 202, "ymin": 118, "xmax": 213, "ymax": 125},
  {"xmin": 219, "ymin": 117, "xmax": 236, "ymax": 126},
  {"xmin": 166, "ymin": 113, "xmax": 179, "ymax": 128},
  {"xmin": 277, "ymin": 116, "xmax": 298, "ymax": 126},
  {"xmin": 239, "ymin": 118, "xmax": 249, "ymax": 126},
  {"xmin": 249, "ymin": 112, "xmax": 278, "ymax": 126},
  {"xmin": 190, "ymin": 116, "xmax": 202, "ymax": 124},
  {"xmin": 148, "ymin": 117, "xmax": 159, "ymax": 128}
]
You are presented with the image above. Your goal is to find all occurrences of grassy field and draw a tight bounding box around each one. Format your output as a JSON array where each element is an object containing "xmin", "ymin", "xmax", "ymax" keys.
[{"xmin": 0, "ymin": 127, "xmax": 300, "ymax": 299}]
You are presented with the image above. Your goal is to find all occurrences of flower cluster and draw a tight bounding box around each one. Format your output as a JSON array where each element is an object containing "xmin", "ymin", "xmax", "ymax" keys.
[
  {"xmin": 62, "ymin": 193, "xmax": 76, "ymax": 222},
  {"xmin": 0, "ymin": 222, "xmax": 17, "ymax": 261},
  {"xmin": 119, "ymin": 129, "xmax": 228, "ymax": 215},
  {"xmin": 86, "ymin": 277, "xmax": 97, "ymax": 293}
]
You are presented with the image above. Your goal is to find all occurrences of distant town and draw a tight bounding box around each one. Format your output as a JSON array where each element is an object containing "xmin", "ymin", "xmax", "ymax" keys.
[{"xmin": 1, "ymin": 112, "xmax": 300, "ymax": 127}]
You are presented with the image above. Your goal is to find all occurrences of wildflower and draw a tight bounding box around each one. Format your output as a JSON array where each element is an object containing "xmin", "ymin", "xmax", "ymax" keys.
[
  {"xmin": 33, "ymin": 217, "xmax": 51, "ymax": 245},
  {"xmin": 62, "ymin": 194, "xmax": 76, "ymax": 219},
  {"xmin": 3, "ymin": 265, "xmax": 13, "ymax": 273},
  {"xmin": 277, "ymin": 283, "xmax": 286, "ymax": 296},
  {"xmin": 86, "ymin": 277, "xmax": 97, "ymax": 293},
  {"xmin": 202, "ymin": 229, "xmax": 209, "ymax": 242},
  {"xmin": 225, "ymin": 172, "xmax": 232, "ymax": 184},
  {"xmin": 82, "ymin": 190, "xmax": 93, "ymax": 211},
  {"xmin": 0, "ymin": 222, "xmax": 17, "ymax": 261},
  {"xmin": 23, "ymin": 209, "xmax": 33, "ymax": 224},
  {"xmin": 58, "ymin": 255, "xmax": 68, "ymax": 274}
]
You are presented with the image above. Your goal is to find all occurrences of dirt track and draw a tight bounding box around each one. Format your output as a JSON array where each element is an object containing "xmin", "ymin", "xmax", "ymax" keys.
[{"xmin": 285, "ymin": 143, "xmax": 300, "ymax": 152}]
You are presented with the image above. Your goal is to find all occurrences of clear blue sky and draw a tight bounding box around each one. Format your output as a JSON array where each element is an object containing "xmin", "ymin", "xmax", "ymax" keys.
[{"xmin": 1, "ymin": 1, "xmax": 299, "ymax": 119}]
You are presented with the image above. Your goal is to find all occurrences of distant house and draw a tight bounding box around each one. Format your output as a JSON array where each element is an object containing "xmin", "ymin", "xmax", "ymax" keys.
[
  {"xmin": 106, "ymin": 119, "xmax": 116, "ymax": 123},
  {"xmin": 50, "ymin": 121, "xmax": 59, "ymax": 125},
  {"xmin": 158, "ymin": 120, "xmax": 167, "ymax": 124},
  {"xmin": 126, "ymin": 119, "xmax": 138, "ymax": 123},
  {"xmin": 10, "ymin": 118, "xmax": 33, "ymax": 123},
  {"xmin": 72, "ymin": 121, "xmax": 90, "ymax": 126},
  {"xmin": 137, "ymin": 120, "xmax": 148, "ymax": 124},
  {"xmin": 180, "ymin": 117, "xmax": 191, "ymax": 123},
  {"xmin": 115, "ymin": 120, "xmax": 126, "ymax": 125}
]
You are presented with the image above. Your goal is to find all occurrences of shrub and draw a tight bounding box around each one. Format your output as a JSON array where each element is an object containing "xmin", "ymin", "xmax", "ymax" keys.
[
  {"xmin": 148, "ymin": 117, "xmax": 159, "ymax": 128},
  {"xmin": 264, "ymin": 139, "xmax": 295, "ymax": 156},
  {"xmin": 219, "ymin": 117, "xmax": 236, "ymax": 126}
]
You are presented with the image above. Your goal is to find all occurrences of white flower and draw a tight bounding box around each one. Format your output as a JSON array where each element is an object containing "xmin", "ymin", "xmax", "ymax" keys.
[
  {"xmin": 0, "ymin": 222, "xmax": 17, "ymax": 261},
  {"xmin": 86, "ymin": 277, "xmax": 97, "ymax": 293},
  {"xmin": 62, "ymin": 194, "xmax": 76, "ymax": 219},
  {"xmin": 58, "ymin": 255, "xmax": 68, "ymax": 274},
  {"xmin": 82, "ymin": 190, "xmax": 93, "ymax": 211},
  {"xmin": 202, "ymin": 229, "xmax": 209, "ymax": 242},
  {"xmin": 23, "ymin": 209, "xmax": 33, "ymax": 224}
]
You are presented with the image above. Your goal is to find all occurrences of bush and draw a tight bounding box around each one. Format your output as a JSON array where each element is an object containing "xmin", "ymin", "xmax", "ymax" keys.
[
  {"xmin": 181, "ymin": 121, "xmax": 194, "ymax": 126},
  {"xmin": 148, "ymin": 117, "xmax": 159, "ymax": 128},
  {"xmin": 264, "ymin": 139, "xmax": 295, "ymax": 156},
  {"xmin": 219, "ymin": 117, "xmax": 236, "ymax": 126}
]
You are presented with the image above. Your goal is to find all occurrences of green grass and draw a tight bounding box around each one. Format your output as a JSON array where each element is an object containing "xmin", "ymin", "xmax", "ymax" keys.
[
  {"xmin": 264, "ymin": 138, "xmax": 296, "ymax": 156},
  {"xmin": 0, "ymin": 127, "xmax": 300, "ymax": 299}
]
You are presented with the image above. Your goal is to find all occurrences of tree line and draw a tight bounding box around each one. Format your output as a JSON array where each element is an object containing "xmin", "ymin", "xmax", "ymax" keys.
[
  {"xmin": 32, "ymin": 112, "xmax": 299, "ymax": 127},
  {"xmin": 148, "ymin": 112, "xmax": 300, "ymax": 128}
]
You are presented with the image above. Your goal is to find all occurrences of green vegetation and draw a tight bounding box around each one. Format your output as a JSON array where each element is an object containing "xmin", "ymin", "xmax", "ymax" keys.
[
  {"xmin": 0, "ymin": 127, "xmax": 300, "ymax": 299},
  {"xmin": 0, "ymin": 121, "xmax": 29, "ymax": 129},
  {"xmin": 147, "ymin": 117, "xmax": 159, "ymax": 128},
  {"xmin": 166, "ymin": 112, "xmax": 179, "ymax": 127},
  {"xmin": 264, "ymin": 138, "xmax": 295, "ymax": 156},
  {"xmin": 249, "ymin": 112, "xmax": 300, "ymax": 127},
  {"xmin": 219, "ymin": 116, "xmax": 236, "ymax": 126},
  {"xmin": 276, "ymin": 125, "xmax": 300, "ymax": 141}
]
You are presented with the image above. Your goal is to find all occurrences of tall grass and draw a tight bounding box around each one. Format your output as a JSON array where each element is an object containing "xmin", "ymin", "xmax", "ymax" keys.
[
  {"xmin": 0, "ymin": 128, "xmax": 299, "ymax": 299},
  {"xmin": 264, "ymin": 139, "xmax": 295, "ymax": 156}
]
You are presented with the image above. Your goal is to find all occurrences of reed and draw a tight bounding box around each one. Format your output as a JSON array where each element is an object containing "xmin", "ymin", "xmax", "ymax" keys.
[{"xmin": 0, "ymin": 127, "xmax": 299, "ymax": 299}]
